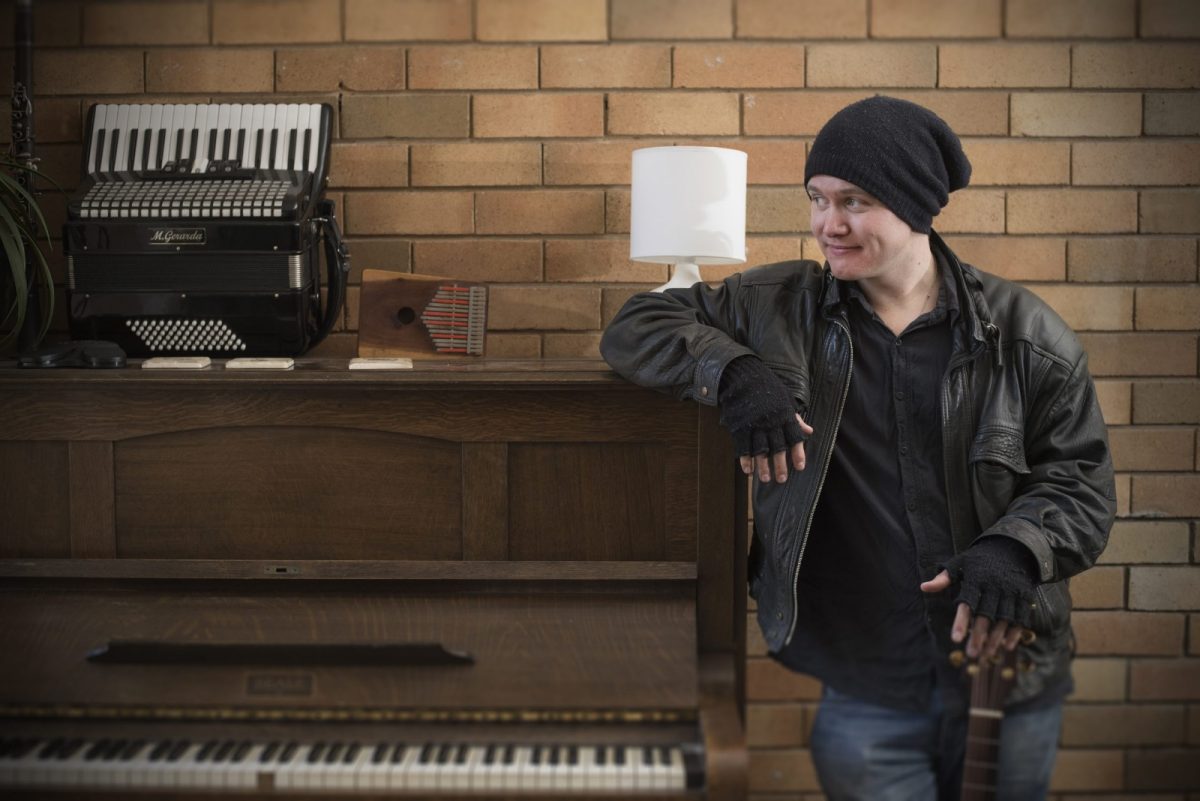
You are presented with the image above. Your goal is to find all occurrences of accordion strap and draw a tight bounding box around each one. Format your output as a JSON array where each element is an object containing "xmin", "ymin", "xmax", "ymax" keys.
[{"xmin": 312, "ymin": 199, "xmax": 350, "ymax": 349}]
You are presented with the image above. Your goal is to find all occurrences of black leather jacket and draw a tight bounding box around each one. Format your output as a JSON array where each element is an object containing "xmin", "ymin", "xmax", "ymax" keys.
[{"xmin": 600, "ymin": 233, "xmax": 1116, "ymax": 704}]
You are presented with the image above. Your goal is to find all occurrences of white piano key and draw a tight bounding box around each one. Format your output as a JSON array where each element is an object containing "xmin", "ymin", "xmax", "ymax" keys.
[
  {"xmin": 129, "ymin": 105, "xmax": 151, "ymax": 171},
  {"xmin": 214, "ymin": 103, "xmax": 232, "ymax": 161},
  {"xmin": 257, "ymin": 105, "xmax": 276, "ymax": 170},
  {"xmin": 178, "ymin": 105, "xmax": 198, "ymax": 162},
  {"xmin": 86, "ymin": 105, "xmax": 109, "ymax": 174},
  {"xmin": 273, "ymin": 103, "xmax": 293, "ymax": 170},
  {"xmin": 306, "ymin": 103, "xmax": 321, "ymax": 173},
  {"xmin": 227, "ymin": 104, "xmax": 245, "ymax": 165},
  {"xmin": 382, "ymin": 743, "xmax": 419, "ymax": 791},
  {"xmin": 436, "ymin": 744, "xmax": 471, "ymax": 792},
  {"xmin": 295, "ymin": 104, "xmax": 312, "ymax": 172},
  {"xmin": 193, "ymin": 105, "xmax": 213, "ymax": 169}
]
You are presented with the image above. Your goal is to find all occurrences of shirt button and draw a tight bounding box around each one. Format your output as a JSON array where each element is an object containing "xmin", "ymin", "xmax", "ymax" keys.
[
  {"xmin": 906, "ymin": 501, "xmax": 917, "ymax": 511},
  {"xmin": 895, "ymin": 391, "xmax": 905, "ymax": 401},
  {"xmin": 700, "ymin": 386, "xmax": 709, "ymax": 397},
  {"xmin": 900, "ymin": 446, "xmax": 909, "ymax": 455}
]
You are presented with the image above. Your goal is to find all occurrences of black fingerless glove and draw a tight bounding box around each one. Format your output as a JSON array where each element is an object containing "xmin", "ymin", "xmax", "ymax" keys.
[
  {"xmin": 717, "ymin": 356, "xmax": 807, "ymax": 457},
  {"xmin": 939, "ymin": 537, "xmax": 1040, "ymax": 628}
]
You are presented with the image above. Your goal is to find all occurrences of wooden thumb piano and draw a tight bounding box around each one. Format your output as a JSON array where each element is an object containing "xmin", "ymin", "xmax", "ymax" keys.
[{"xmin": 0, "ymin": 360, "xmax": 749, "ymax": 799}]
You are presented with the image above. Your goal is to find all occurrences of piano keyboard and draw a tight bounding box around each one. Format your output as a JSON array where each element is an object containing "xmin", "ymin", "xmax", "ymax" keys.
[
  {"xmin": 0, "ymin": 736, "xmax": 701, "ymax": 794},
  {"xmin": 86, "ymin": 103, "xmax": 327, "ymax": 177}
]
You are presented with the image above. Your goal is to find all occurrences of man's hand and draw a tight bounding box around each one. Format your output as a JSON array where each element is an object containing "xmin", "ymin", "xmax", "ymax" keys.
[
  {"xmin": 737, "ymin": 413, "xmax": 815, "ymax": 483},
  {"xmin": 718, "ymin": 356, "xmax": 815, "ymax": 484},
  {"xmin": 919, "ymin": 537, "xmax": 1040, "ymax": 660}
]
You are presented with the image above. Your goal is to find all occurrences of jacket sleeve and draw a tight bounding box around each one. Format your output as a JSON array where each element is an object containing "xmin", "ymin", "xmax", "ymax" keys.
[
  {"xmin": 599, "ymin": 275, "xmax": 758, "ymax": 407},
  {"xmin": 983, "ymin": 350, "xmax": 1117, "ymax": 584}
]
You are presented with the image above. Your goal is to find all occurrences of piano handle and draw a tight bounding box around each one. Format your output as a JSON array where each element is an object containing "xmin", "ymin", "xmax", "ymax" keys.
[{"xmin": 86, "ymin": 641, "xmax": 474, "ymax": 667}]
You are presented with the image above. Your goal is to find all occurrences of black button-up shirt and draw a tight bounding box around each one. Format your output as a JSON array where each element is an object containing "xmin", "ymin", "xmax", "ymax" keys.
[{"xmin": 775, "ymin": 258, "xmax": 961, "ymax": 712}]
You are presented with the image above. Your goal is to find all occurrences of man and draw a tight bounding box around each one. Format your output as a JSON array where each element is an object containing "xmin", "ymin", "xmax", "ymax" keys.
[{"xmin": 600, "ymin": 96, "xmax": 1115, "ymax": 800}]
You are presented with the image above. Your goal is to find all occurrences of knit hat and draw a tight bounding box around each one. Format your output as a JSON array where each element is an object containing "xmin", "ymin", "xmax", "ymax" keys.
[{"xmin": 804, "ymin": 96, "xmax": 972, "ymax": 233}]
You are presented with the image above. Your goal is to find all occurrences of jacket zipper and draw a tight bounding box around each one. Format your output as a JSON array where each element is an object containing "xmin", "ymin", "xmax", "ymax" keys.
[{"xmin": 785, "ymin": 316, "xmax": 854, "ymax": 646}]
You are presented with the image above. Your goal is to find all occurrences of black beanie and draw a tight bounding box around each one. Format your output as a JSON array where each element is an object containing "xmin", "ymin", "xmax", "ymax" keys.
[{"xmin": 804, "ymin": 96, "xmax": 972, "ymax": 234}]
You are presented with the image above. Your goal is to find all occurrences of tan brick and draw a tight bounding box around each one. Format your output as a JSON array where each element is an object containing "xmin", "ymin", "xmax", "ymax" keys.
[
  {"xmin": 889, "ymin": 91, "xmax": 1011, "ymax": 136},
  {"xmin": 872, "ymin": 0, "xmax": 1000, "ymax": 38},
  {"xmin": 1100, "ymin": 521, "xmax": 1192, "ymax": 564},
  {"xmin": 750, "ymin": 188, "xmax": 806, "ymax": 234},
  {"xmin": 1069, "ymin": 238, "xmax": 1197, "ymax": 283},
  {"xmin": 1125, "ymin": 748, "xmax": 1200, "ymax": 791},
  {"xmin": 342, "ymin": 95, "xmax": 470, "ymax": 139},
  {"xmin": 1095, "ymin": 379, "xmax": 1132, "ymax": 425},
  {"xmin": 410, "ymin": 143, "xmax": 540, "ymax": 187},
  {"xmin": 607, "ymin": 93, "xmax": 740, "ymax": 136},
  {"xmin": 1130, "ymin": 566, "xmax": 1200, "ymax": 611},
  {"xmin": 1140, "ymin": 190, "xmax": 1200, "ymax": 234},
  {"xmin": 801, "ymin": 236, "xmax": 823, "ymax": 262},
  {"xmin": 746, "ymin": 237, "xmax": 804, "ymax": 268},
  {"xmin": 946, "ymin": 236, "xmax": 1065, "ymax": 281},
  {"xmin": 747, "ymin": 703, "xmax": 805, "ymax": 747},
  {"xmin": 35, "ymin": 143, "xmax": 84, "ymax": 192},
  {"xmin": 743, "ymin": 91, "xmax": 872, "ymax": 136},
  {"xmin": 487, "ymin": 285, "xmax": 600, "ymax": 330},
  {"xmin": 1146, "ymin": 92, "xmax": 1200, "ymax": 136},
  {"xmin": 602, "ymin": 286, "xmax": 650, "ymax": 325},
  {"xmin": 962, "ymin": 140, "xmax": 1069, "ymax": 186},
  {"xmin": 541, "ymin": 45, "xmax": 670, "ymax": 89},
  {"xmin": 1142, "ymin": 0, "xmax": 1200, "ymax": 38},
  {"xmin": 36, "ymin": 50, "xmax": 143, "ymax": 96},
  {"xmin": 545, "ymin": 240, "xmax": 662, "ymax": 283},
  {"xmin": 1132, "ymin": 661, "xmax": 1200, "ymax": 695},
  {"xmin": 411, "ymin": 240, "xmax": 540, "ymax": 283},
  {"xmin": 276, "ymin": 46, "xmax": 405, "ymax": 92},
  {"xmin": 409, "ymin": 46, "xmax": 536, "ymax": 90},
  {"xmin": 1109, "ymin": 426, "xmax": 1196, "ymax": 471},
  {"xmin": 1011, "ymin": 92, "xmax": 1142, "ymax": 137},
  {"xmin": 1071, "ymin": 565, "xmax": 1126, "ymax": 609},
  {"xmin": 1193, "ymin": 618, "xmax": 1200, "ymax": 657},
  {"xmin": 83, "ymin": 0, "xmax": 208, "ymax": 45},
  {"xmin": 474, "ymin": 93, "xmax": 603, "ymax": 138},
  {"xmin": 344, "ymin": 0, "xmax": 471, "ymax": 41},
  {"xmin": 542, "ymin": 333, "xmax": 602, "ymax": 358},
  {"xmin": 1005, "ymin": 0, "xmax": 1136, "ymax": 37},
  {"xmin": 1075, "ymin": 43, "xmax": 1200, "ymax": 89},
  {"xmin": 934, "ymin": 189, "xmax": 1005, "ymax": 234},
  {"xmin": 807, "ymin": 43, "xmax": 936, "ymax": 88},
  {"xmin": 749, "ymin": 748, "xmax": 820, "ymax": 793},
  {"xmin": 1048, "ymin": 748, "xmax": 1125, "ymax": 791},
  {"xmin": 1075, "ymin": 142, "xmax": 1200, "ymax": 187},
  {"xmin": 1137, "ymin": 287, "xmax": 1200, "ymax": 331},
  {"xmin": 611, "ymin": 0, "xmax": 733, "ymax": 40},
  {"xmin": 606, "ymin": 190, "xmax": 631, "ymax": 234},
  {"xmin": 484, "ymin": 333, "xmax": 541, "ymax": 358},
  {"xmin": 735, "ymin": 0, "xmax": 866, "ymax": 39},
  {"xmin": 1079, "ymin": 333, "xmax": 1197, "ymax": 377},
  {"xmin": 544, "ymin": 141, "xmax": 642, "ymax": 186},
  {"xmin": 1009, "ymin": 190, "xmax": 1138, "ymax": 234},
  {"xmin": 345, "ymin": 191, "xmax": 473, "ymax": 236},
  {"xmin": 1070, "ymin": 657, "xmax": 1128, "ymax": 701},
  {"xmin": 1073, "ymin": 611, "xmax": 1184, "ymax": 655},
  {"xmin": 674, "ymin": 44, "xmax": 804, "ymax": 89},
  {"xmin": 747, "ymin": 658, "xmax": 821, "ymax": 701},
  {"xmin": 0, "ymin": 0, "xmax": 79, "ymax": 47},
  {"xmin": 939, "ymin": 43, "xmax": 1069, "ymax": 88},
  {"xmin": 476, "ymin": 0, "xmax": 606, "ymax": 42},
  {"xmin": 7, "ymin": 98, "xmax": 79, "ymax": 146},
  {"xmin": 1116, "ymin": 472, "xmax": 1132, "ymax": 516},
  {"xmin": 1062, "ymin": 704, "xmax": 1185, "ymax": 746},
  {"xmin": 1134, "ymin": 380, "xmax": 1200, "ymax": 424},
  {"xmin": 212, "ymin": 0, "xmax": 337, "ymax": 44},
  {"xmin": 1026, "ymin": 285, "xmax": 1134, "ymax": 331},
  {"xmin": 146, "ymin": 49, "xmax": 273, "ymax": 94},
  {"xmin": 343, "ymin": 239, "xmax": 410, "ymax": 280},
  {"xmin": 1134, "ymin": 474, "xmax": 1200, "ymax": 517},
  {"xmin": 476, "ymin": 191, "xmax": 605, "ymax": 235},
  {"xmin": 671, "ymin": 140, "xmax": 807, "ymax": 186},
  {"xmin": 328, "ymin": 143, "xmax": 408, "ymax": 189}
]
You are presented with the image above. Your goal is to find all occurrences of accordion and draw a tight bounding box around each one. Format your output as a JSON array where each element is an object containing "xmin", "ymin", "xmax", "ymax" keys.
[{"xmin": 65, "ymin": 103, "xmax": 348, "ymax": 356}]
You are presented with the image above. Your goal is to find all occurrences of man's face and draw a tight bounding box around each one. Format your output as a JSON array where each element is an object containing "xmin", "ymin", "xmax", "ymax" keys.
[{"xmin": 806, "ymin": 175, "xmax": 921, "ymax": 283}]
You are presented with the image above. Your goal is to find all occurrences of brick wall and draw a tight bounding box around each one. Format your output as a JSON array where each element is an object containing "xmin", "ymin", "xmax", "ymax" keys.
[{"xmin": 11, "ymin": 0, "xmax": 1199, "ymax": 797}]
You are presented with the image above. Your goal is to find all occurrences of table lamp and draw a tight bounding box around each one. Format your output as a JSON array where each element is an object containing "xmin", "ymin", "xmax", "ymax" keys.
[{"xmin": 630, "ymin": 146, "xmax": 747, "ymax": 292}]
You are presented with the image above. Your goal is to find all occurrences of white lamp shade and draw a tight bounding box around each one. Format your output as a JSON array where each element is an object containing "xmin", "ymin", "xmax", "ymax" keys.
[{"xmin": 630, "ymin": 146, "xmax": 747, "ymax": 265}]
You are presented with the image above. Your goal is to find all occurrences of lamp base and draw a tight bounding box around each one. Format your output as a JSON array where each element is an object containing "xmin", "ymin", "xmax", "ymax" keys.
[{"xmin": 653, "ymin": 261, "xmax": 702, "ymax": 293}]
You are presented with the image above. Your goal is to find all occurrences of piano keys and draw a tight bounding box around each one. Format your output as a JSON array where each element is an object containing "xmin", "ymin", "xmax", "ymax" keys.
[{"xmin": 64, "ymin": 102, "xmax": 348, "ymax": 357}]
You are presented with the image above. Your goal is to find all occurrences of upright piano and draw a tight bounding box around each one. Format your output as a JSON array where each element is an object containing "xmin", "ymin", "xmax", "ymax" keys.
[{"xmin": 0, "ymin": 360, "xmax": 748, "ymax": 798}]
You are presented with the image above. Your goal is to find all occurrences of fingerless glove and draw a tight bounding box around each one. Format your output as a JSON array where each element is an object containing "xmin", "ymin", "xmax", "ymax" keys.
[
  {"xmin": 939, "ymin": 536, "xmax": 1039, "ymax": 628},
  {"xmin": 717, "ymin": 356, "xmax": 807, "ymax": 457}
]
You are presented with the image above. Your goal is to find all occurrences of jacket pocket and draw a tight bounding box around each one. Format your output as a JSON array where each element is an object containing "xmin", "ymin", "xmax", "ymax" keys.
[
  {"xmin": 969, "ymin": 426, "xmax": 1031, "ymax": 530},
  {"xmin": 1030, "ymin": 579, "xmax": 1072, "ymax": 636}
]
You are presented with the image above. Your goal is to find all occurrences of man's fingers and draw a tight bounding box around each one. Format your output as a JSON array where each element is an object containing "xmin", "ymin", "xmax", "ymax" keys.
[
  {"xmin": 739, "ymin": 455, "xmax": 753, "ymax": 475},
  {"xmin": 772, "ymin": 450, "xmax": 788, "ymax": 483},
  {"xmin": 790, "ymin": 441, "xmax": 806, "ymax": 471},
  {"xmin": 968, "ymin": 613, "xmax": 992, "ymax": 658},
  {"xmin": 795, "ymin": 413, "xmax": 814, "ymax": 434},
  {"xmin": 984, "ymin": 619, "xmax": 1009, "ymax": 660},
  {"xmin": 755, "ymin": 453, "xmax": 770, "ymax": 483},
  {"xmin": 920, "ymin": 570, "xmax": 952, "ymax": 593},
  {"xmin": 1004, "ymin": 626, "xmax": 1024, "ymax": 651},
  {"xmin": 951, "ymin": 602, "xmax": 971, "ymax": 643}
]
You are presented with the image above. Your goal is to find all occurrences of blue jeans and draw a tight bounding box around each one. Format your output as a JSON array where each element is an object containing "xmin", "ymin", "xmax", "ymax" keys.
[{"xmin": 810, "ymin": 684, "xmax": 1064, "ymax": 801}]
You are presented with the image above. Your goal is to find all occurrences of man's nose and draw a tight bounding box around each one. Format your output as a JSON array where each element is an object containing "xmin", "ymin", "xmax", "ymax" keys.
[{"xmin": 822, "ymin": 207, "xmax": 850, "ymax": 234}]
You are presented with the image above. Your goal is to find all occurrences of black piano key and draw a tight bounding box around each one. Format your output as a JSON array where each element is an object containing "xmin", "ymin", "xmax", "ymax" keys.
[
  {"xmin": 108, "ymin": 130, "xmax": 120, "ymax": 172},
  {"xmin": 279, "ymin": 742, "xmax": 298, "ymax": 763},
  {"xmin": 483, "ymin": 744, "xmax": 496, "ymax": 765},
  {"xmin": 213, "ymin": 740, "xmax": 236, "ymax": 763},
  {"xmin": 259, "ymin": 741, "xmax": 280, "ymax": 764},
  {"xmin": 195, "ymin": 740, "xmax": 218, "ymax": 763},
  {"xmin": 93, "ymin": 129, "xmax": 106, "ymax": 174},
  {"xmin": 642, "ymin": 745, "xmax": 654, "ymax": 766},
  {"xmin": 371, "ymin": 743, "xmax": 389, "ymax": 764},
  {"xmin": 595, "ymin": 746, "xmax": 607, "ymax": 766},
  {"xmin": 454, "ymin": 744, "xmax": 469, "ymax": 765},
  {"xmin": 141, "ymin": 128, "xmax": 152, "ymax": 170},
  {"xmin": 156, "ymin": 129, "xmax": 167, "ymax": 168},
  {"xmin": 174, "ymin": 129, "xmax": 185, "ymax": 161},
  {"xmin": 149, "ymin": 740, "xmax": 172, "ymax": 762},
  {"xmin": 59, "ymin": 739, "xmax": 85, "ymax": 760},
  {"xmin": 120, "ymin": 740, "xmax": 147, "ymax": 761},
  {"xmin": 222, "ymin": 129, "xmax": 232, "ymax": 161},
  {"xmin": 232, "ymin": 741, "xmax": 252, "ymax": 763},
  {"xmin": 127, "ymin": 129, "xmax": 138, "ymax": 171},
  {"xmin": 207, "ymin": 128, "xmax": 218, "ymax": 160},
  {"xmin": 84, "ymin": 739, "xmax": 109, "ymax": 761},
  {"xmin": 306, "ymin": 741, "xmax": 327, "ymax": 764},
  {"xmin": 548, "ymin": 746, "xmax": 560, "ymax": 766},
  {"xmin": 36, "ymin": 738, "xmax": 63, "ymax": 760},
  {"xmin": 344, "ymin": 743, "xmax": 361, "ymax": 764},
  {"xmin": 236, "ymin": 129, "xmax": 246, "ymax": 164},
  {"xmin": 254, "ymin": 129, "xmax": 264, "ymax": 167},
  {"xmin": 8, "ymin": 739, "xmax": 39, "ymax": 760},
  {"xmin": 418, "ymin": 743, "xmax": 435, "ymax": 764},
  {"xmin": 658, "ymin": 745, "xmax": 672, "ymax": 766},
  {"xmin": 166, "ymin": 740, "xmax": 190, "ymax": 762},
  {"xmin": 390, "ymin": 743, "xmax": 407, "ymax": 764},
  {"xmin": 324, "ymin": 742, "xmax": 344, "ymax": 764},
  {"xmin": 502, "ymin": 744, "xmax": 515, "ymax": 765},
  {"xmin": 530, "ymin": 745, "xmax": 542, "ymax": 766},
  {"xmin": 268, "ymin": 129, "xmax": 279, "ymax": 168},
  {"xmin": 302, "ymin": 128, "xmax": 312, "ymax": 172},
  {"xmin": 286, "ymin": 129, "xmax": 298, "ymax": 170},
  {"xmin": 568, "ymin": 745, "xmax": 579, "ymax": 765},
  {"xmin": 436, "ymin": 743, "xmax": 453, "ymax": 765},
  {"xmin": 189, "ymin": 128, "xmax": 199, "ymax": 161},
  {"xmin": 615, "ymin": 745, "xmax": 627, "ymax": 766},
  {"xmin": 102, "ymin": 739, "xmax": 128, "ymax": 761}
]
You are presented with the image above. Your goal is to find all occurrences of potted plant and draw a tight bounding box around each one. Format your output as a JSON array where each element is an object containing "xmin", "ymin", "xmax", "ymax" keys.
[{"xmin": 0, "ymin": 154, "xmax": 54, "ymax": 353}]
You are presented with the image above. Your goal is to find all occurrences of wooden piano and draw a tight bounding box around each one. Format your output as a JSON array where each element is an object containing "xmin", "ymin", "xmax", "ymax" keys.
[{"xmin": 0, "ymin": 360, "xmax": 748, "ymax": 798}]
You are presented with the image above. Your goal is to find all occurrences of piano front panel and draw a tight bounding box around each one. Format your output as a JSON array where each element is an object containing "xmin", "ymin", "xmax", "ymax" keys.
[{"xmin": 0, "ymin": 442, "xmax": 71, "ymax": 558}]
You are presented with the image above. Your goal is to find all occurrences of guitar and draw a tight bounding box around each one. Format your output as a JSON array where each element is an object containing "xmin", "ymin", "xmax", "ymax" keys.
[{"xmin": 951, "ymin": 635, "xmax": 1031, "ymax": 801}]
